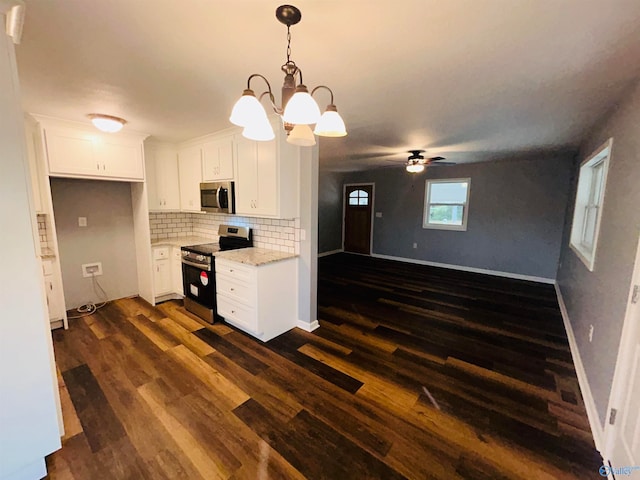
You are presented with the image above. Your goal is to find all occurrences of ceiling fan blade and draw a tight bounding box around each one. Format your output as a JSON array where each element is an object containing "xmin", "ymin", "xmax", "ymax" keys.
[
  {"xmin": 428, "ymin": 156, "xmax": 446, "ymax": 161},
  {"xmin": 426, "ymin": 161, "xmax": 456, "ymax": 166}
]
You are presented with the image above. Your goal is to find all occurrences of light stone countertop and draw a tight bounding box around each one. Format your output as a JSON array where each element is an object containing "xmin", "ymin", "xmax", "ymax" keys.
[
  {"xmin": 214, "ymin": 247, "xmax": 298, "ymax": 266},
  {"xmin": 151, "ymin": 236, "xmax": 213, "ymax": 248},
  {"xmin": 40, "ymin": 247, "xmax": 56, "ymax": 259}
]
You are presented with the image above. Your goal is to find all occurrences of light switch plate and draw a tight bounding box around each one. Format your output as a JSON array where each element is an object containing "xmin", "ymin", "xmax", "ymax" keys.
[
  {"xmin": 78, "ymin": 217, "xmax": 87, "ymax": 227},
  {"xmin": 376, "ymin": 212, "xmax": 383, "ymax": 218}
]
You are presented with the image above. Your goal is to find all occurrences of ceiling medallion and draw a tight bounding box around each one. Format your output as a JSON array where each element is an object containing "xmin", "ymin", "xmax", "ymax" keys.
[{"xmin": 229, "ymin": 5, "xmax": 347, "ymax": 146}]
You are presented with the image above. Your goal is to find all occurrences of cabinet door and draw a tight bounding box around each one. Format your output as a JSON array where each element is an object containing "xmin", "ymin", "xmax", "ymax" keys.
[
  {"xmin": 234, "ymin": 138, "xmax": 258, "ymax": 215},
  {"xmin": 202, "ymin": 137, "xmax": 234, "ymax": 181},
  {"xmin": 171, "ymin": 247, "xmax": 183, "ymax": 295},
  {"xmin": 145, "ymin": 144, "xmax": 160, "ymax": 209},
  {"xmin": 146, "ymin": 144, "xmax": 180, "ymax": 210},
  {"xmin": 178, "ymin": 146, "xmax": 203, "ymax": 212},
  {"xmin": 44, "ymin": 276, "xmax": 65, "ymax": 321},
  {"xmin": 45, "ymin": 126, "xmax": 97, "ymax": 177},
  {"xmin": 153, "ymin": 259, "xmax": 172, "ymax": 296},
  {"xmin": 157, "ymin": 150, "xmax": 180, "ymax": 210},
  {"xmin": 96, "ymin": 139, "xmax": 144, "ymax": 180},
  {"xmin": 254, "ymin": 140, "xmax": 278, "ymax": 216}
]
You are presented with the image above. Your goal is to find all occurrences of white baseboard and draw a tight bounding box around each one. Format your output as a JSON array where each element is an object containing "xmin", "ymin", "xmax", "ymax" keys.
[
  {"xmin": 554, "ymin": 283, "xmax": 604, "ymax": 453},
  {"xmin": 296, "ymin": 319, "xmax": 320, "ymax": 332},
  {"xmin": 370, "ymin": 253, "xmax": 556, "ymax": 284},
  {"xmin": 318, "ymin": 249, "xmax": 343, "ymax": 258}
]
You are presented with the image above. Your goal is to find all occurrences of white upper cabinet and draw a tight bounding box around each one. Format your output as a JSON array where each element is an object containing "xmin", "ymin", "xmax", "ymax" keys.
[
  {"xmin": 145, "ymin": 142, "xmax": 180, "ymax": 211},
  {"xmin": 34, "ymin": 116, "xmax": 148, "ymax": 182},
  {"xmin": 234, "ymin": 119, "xmax": 299, "ymax": 219},
  {"xmin": 178, "ymin": 144, "xmax": 203, "ymax": 212},
  {"xmin": 202, "ymin": 135, "xmax": 234, "ymax": 181}
]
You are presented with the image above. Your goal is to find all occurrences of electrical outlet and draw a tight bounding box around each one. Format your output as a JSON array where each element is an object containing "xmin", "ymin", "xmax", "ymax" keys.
[
  {"xmin": 413, "ymin": 242, "xmax": 418, "ymax": 249},
  {"xmin": 82, "ymin": 262, "xmax": 102, "ymax": 278},
  {"xmin": 375, "ymin": 212, "xmax": 383, "ymax": 218},
  {"xmin": 588, "ymin": 324, "xmax": 594, "ymax": 342},
  {"xmin": 78, "ymin": 216, "xmax": 87, "ymax": 227}
]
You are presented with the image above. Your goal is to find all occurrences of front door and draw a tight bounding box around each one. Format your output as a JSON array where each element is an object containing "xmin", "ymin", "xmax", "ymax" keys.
[
  {"xmin": 604, "ymin": 235, "xmax": 640, "ymax": 475},
  {"xmin": 344, "ymin": 184, "xmax": 373, "ymax": 255}
]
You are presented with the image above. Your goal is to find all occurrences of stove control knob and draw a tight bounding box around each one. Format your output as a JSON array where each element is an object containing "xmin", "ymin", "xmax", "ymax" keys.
[{"xmin": 197, "ymin": 255, "xmax": 205, "ymax": 262}]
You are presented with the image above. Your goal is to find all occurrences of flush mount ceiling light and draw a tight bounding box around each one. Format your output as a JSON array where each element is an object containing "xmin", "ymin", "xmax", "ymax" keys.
[
  {"xmin": 87, "ymin": 114, "xmax": 127, "ymax": 133},
  {"xmin": 229, "ymin": 5, "xmax": 347, "ymax": 146}
]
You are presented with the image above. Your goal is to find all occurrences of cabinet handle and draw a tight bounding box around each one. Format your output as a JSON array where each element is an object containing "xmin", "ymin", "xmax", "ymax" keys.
[
  {"xmin": 102, "ymin": 164, "xmax": 106, "ymax": 170},
  {"xmin": 49, "ymin": 283, "xmax": 53, "ymax": 291},
  {"xmin": 230, "ymin": 288, "xmax": 234, "ymax": 291},
  {"xmin": 229, "ymin": 269, "xmax": 233, "ymax": 272},
  {"xmin": 231, "ymin": 310, "xmax": 235, "ymax": 314},
  {"xmin": 96, "ymin": 163, "xmax": 100, "ymax": 170}
]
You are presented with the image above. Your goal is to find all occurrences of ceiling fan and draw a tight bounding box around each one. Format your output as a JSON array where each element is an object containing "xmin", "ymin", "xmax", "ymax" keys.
[{"xmin": 404, "ymin": 150, "xmax": 455, "ymax": 173}]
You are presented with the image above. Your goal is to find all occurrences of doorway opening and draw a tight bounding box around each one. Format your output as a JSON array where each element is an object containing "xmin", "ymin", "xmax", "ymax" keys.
[{"xmin": 343, "ymin": 183, "xmax": 374, "ymax": 255}]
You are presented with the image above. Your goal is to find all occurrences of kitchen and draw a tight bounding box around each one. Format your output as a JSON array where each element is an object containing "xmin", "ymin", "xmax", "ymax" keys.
[{"xmin": 28, "ymin": 113, "xmax": 315, "ymax": 340}]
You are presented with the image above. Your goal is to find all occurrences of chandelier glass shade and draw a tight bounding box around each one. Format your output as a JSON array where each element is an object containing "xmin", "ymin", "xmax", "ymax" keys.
[
  {"xmin": 229, "ymin": 5, "xmax": 346, "ymax": 146},
  {"xmin": 406, "ymin": 162, "xmax": 425, "ymax": 173}
]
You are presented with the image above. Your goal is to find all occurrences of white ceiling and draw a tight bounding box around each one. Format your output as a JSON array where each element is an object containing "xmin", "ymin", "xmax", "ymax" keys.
[{"xmin": 15, "ymin": 0, "xmax": 640, "ymax": 171}]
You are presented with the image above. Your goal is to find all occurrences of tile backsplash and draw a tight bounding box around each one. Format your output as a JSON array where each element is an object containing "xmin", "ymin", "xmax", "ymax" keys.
[
  {"xmin": 149, "ymin": 212, "xmax": 193, "ymax": 239},
  {"xmin": 149, "ymin": 212, "xmax": 300, "ymax": 254},
  {"xmin": 37, "ymin": 213, "xmax": 48, "ymax": 250}
]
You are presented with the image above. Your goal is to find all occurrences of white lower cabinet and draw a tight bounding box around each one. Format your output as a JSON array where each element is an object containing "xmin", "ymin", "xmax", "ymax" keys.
[
  {"xmin": 152, "ymin": 245, "xmax": 184, "ymax": 301},
  {"xmin": 42, "ymin": 259, "xmax": 65, "ymax": 325},
  {"xmin": 152, "ymin": 246, "xmax": 172, "ymax": 297},
  {"xmin": 171, "ymin": 247, "xmax": 184, "ymax": 296},
  {"xmin": 215, "ymin": 257, "xmax": 297, "ymax": 342}
]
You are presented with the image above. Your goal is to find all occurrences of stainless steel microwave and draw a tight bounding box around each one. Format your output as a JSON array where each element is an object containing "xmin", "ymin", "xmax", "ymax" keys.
[{"xmin": 200, "ymin": 182, "xmax": 235, "ymax": 214}]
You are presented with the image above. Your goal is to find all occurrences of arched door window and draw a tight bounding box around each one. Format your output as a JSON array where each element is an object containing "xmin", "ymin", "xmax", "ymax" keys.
[{"xmin": 348, "ymin": 189, "xmax": 369, "ymax": 206}]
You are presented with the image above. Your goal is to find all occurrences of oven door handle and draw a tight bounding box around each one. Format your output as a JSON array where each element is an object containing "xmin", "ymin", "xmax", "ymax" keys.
[{"xmin": 181, "ymin": 259, "xmax": 212, "ymax": 271}]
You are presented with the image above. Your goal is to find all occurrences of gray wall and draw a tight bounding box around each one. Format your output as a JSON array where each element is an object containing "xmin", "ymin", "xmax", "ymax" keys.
[
  {"xmin": 318, "ymin": 170, "xmax": 347, "ymax": 253},
  {"xmin": 556, "ymin": 79, "xmax": 640, "ymax": 427},
  {"xmin": 336, "ymin": 155, "xmax": 573, "ymax": 279},
  {"xmin": 51, "ymin": 178, "xmax": 139, "ymax": 309}
]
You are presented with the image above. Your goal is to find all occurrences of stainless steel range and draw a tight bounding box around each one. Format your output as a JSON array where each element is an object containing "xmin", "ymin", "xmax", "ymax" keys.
[{"xmin": 181, "ymin": 225, "xmax": 252, "ymax": 323}]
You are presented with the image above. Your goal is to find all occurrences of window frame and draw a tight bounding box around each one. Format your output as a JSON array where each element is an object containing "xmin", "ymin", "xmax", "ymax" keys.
[
  {"xmin": 348, "ymin": 189, "xmax": 369, "ymax": 206},
  {"xmin": 569, "ymin": 138, "xmax": 612, "ymax": 272},
  {"xmin": 422, "ymin": 178, "xmax": 471, "ymax": 231}
]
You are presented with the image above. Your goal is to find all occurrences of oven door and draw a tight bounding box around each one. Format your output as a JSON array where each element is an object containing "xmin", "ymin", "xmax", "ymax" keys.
[{"xmin": 181, "ymin": 259, "xmax": 216, "ymax": 310}]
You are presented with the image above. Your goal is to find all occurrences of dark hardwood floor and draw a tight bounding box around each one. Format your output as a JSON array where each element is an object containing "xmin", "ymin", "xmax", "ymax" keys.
[{"xmin": 46, "ymin": 253, "xmax": 603, "ymax": 479}]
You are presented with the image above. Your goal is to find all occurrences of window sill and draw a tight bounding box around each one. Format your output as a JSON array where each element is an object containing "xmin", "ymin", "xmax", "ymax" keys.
[
  {"xmin": 422, "ymin": 223, "xmax": 467, "ymax": 231},
  {"xmin": 569, "ymin": 241, "xmax": 596, "ymax": 272}
]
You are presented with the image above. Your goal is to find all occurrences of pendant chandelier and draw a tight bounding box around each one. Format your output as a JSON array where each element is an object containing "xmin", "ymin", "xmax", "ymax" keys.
[{"xmin": 229, "ymin": 5, "xmax": 347, "ymax": 146}]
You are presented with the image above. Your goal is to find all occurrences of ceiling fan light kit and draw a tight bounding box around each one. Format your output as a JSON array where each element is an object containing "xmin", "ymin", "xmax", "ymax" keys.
[
  {"xmin": 229, "ymin": 5, "xmax": 347, "ymax": 146},
  {"xmin": 403, "ymin": 150, "xmax": 452, "ymax": 173},
  {"xmin": 87, "ymin": 113, "xmax": 127, "ymax": 133}
]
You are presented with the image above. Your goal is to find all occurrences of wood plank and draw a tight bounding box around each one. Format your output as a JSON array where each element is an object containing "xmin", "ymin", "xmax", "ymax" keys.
[
  {"xmin": 127, "ymin": 313, "xmax": 180, "ymax": 351},
  {"xmin": 166, "ymin": 344, "xmax": 250, "ymax": 409},
  {"xmin": 61, "ymin": 364, "xmax": 126, "ymax": 453},
  {"xmin": 156, "ymin": 317, "xmax": 215, "ymax": 357},
  {"xmin": 138, "ymin": 382, "xmax": 228, "ymax": 480},
  {"xmin": 233, "ymin": 399, "xmax": 406, "ymax": 480}
]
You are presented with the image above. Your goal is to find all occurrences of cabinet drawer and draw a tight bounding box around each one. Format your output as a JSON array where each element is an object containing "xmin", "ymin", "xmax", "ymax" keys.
[
  {"xmin": 215, "ymin": 259, "xmax": 255, "ymax": 282},
  {"xmin": 153, "ymin": 246, "xmax": 170, "ymax": 260},
  {"xmin": 216, "ymin": 273, "xmax": 254, "ymax": 306},
  {"xmin": 216, "ymin": 295, "xmax": 258, "ymax": 333}
]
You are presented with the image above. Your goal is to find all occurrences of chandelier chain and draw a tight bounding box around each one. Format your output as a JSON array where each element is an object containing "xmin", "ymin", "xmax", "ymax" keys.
[{"xmin": 286, "ymin": 25, "xmax": 292, "ymax": 63}]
